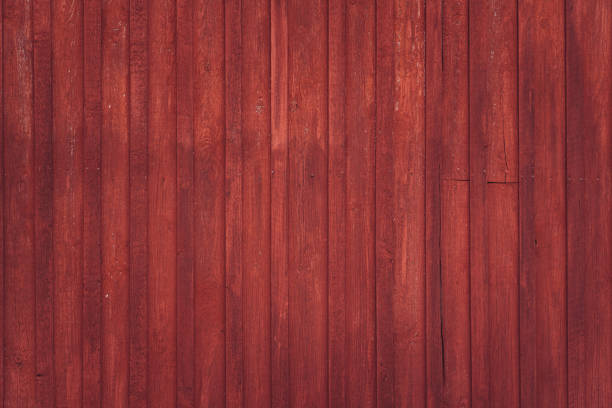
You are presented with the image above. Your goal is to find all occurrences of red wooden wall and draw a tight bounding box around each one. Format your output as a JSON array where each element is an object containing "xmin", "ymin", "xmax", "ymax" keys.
[{"xmin": 1, "ymin": 0, "xmax": 610, "ymax": 407}]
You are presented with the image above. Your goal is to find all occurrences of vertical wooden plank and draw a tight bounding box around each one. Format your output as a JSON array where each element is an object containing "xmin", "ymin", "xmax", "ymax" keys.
[
  {"xmin": 567, "ymin": 1, "xmax": 612, "ymax": 406},
  {"xmin": 176, "ymin": 0, "xmax": 195, "ymax": 405},
  {"xmin": 426, "ymin": 0, "xmax": 470, "ymax": 406},
  {"xmin": 193, "ymin": 0, "xmax": 225, "ymax": 406},
  {"xmin": 393, "ymin": 1, "xmax": 427, "ymax": 405},
  {"xmin": 469, "ymin": 5, "xmax": 518, "ymax": 184},
  {"xmin": 101, "ymin": 0, "xmax": 130, "ymax": 404},
  {"xmin": 378, "ymin": 0, "xmax": 427, "ymax": 406},
  {"xmin": 518, "ymin": 0, "xmax": 567, "ymax": 406},
  {"xmin": 425, "ymin": 1, "xmax": 444, "ymax": 401},
  {"xmin": 287, "ymin": 0, "xmax": 328, "ymax": 405},
  {"xmin": 52, "ymin": 0, "xmax": 84, "ymax": 404},
  {"xmin": 345, "ymin": 0, "xmax": 376, "ymax": 405},
  {"xmin": 271, "ymin": 0, "xmax": 289, "ymax": 405},
  {"xmin": 3, "ymin": 0, "xmax": 36, "ymax": 405},
  {"xmin": 242, "ymin": 0, "xmax": 271, "ymax": 406},
  {"xmin": 224, "ymin": 0, "xmax": 243, "ymax": 405},
  {"xmin": 83, "ymin": 0, "xmax": 102, "ymax": 405},
  {"xmin": 439, "ymin": 181, "xmax": 470, "ymax": 405},
  {"xmin": 375, "ymin": 0, "xmax": 393, "ymax": 404},
  {"xmin": 485, "ymin": 184, "xmax": 519, "ymax": 404},
  {"xmin": 148, "ymin": 0, "xmax": 177, "ymax": 405},
  {"xmin": 328, "ymin": 0, "xmax": 346, "ymax": 405},
  {"xmin": 129, "ymin": 0, "xmax": 149, "ymax": 405},
  {"xmin": 470, "ymin": 0, "xmax": 519, "ymax": 406},
  {"xmin": 33, "ymin": 0, "xmax": 55, "ymax": 403}
]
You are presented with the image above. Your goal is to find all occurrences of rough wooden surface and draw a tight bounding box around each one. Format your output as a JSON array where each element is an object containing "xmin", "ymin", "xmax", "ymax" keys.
[{"xmin": 1, "ymin": 1, "xmax": 609, "ymax": 407}]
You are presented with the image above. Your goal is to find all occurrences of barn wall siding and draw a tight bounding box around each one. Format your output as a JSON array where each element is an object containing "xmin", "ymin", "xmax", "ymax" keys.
[{"xmin": 1, "ymin": 0, "xmax": 610, "ymax": 407}]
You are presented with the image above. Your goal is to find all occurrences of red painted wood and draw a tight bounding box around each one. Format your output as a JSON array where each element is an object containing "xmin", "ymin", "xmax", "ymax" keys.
[
  {"xmin": 519, "ymin": 0, "xmax": 567, "ymax": 406},
  {"xmin": 328, "ymin": 0, "xmax": 347, "ymax": 405},
  {"xmin": 33, "ymin": 0, "xmax": 55, "ymax": 405},
  {"xmin": 2, "ymin": 2, "xmax": 611, "ymax": 407},
  {"xmin": 426, "ymin": 1, "xmax": 470, "ymax": 407},
  {"xmin": 52, "ymin": 0, "xmax": 84, "ymax": 405},
  {"xmin": 374, "ymin": 0, "xmax": 394, "ymax": 405},
  {"xmin": 4, "ymin": 1, "xmax": 36, "ymax": 406},
  {"xmin": 287, "ymin": 1, "xmax": 328, "ymax": 406},
  {"xmin": 271, "ymin": 0, "xmax": 290, "ymax": 406},
  {"xmin": 83, "ymin": 0, "xmax": 102, "ymax": 405},
  {"xmin": 176, "ymin": 0, "xmax": 195, "ymax": 406},
  {"xmin": 148, "ymin": 0, "xmax": 177, "ymax": 406},
  {"xmin": 242, "ymin": 2, "xmax": 272, "ymax": 407},
  {"xmin": 224, "ymin": 0, "xmax": 244, "ymax": 406},
  {"xmin": 567, "ymin": 1, "xmax": 612, "ymax": 406},
  {"xmin": 101, "ymin": 0, "xmax": 130, "ymax": 406},
  {"xmin": 470, "ymin": 0, "xmax": 520, "ymax": 407},
  {"xmin": 128, "ymin": 0, "xmax": 149, "ymax": 406},
  {"xmin": 345, "ymin": 1, "xmax": 376, "ymax": 405},
  {"xmin": 193, "ymin": 0, "xmax": 225, "ymax": 406},
  {"xmin": 375, "ymin": 1, "xmax": 427, "ymax": 407}
]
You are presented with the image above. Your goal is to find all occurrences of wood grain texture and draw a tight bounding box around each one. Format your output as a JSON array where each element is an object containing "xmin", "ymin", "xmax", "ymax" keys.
[
  {"xmin": 242, "ymin": 1, "xmax": 271, "ymax": 406},
  {"xmin": 567, "ymin": 1, "xmax": 612, "ymax": 406},
  {"xmin": 426, "ymin": 1, "xmax": 470, "ymax": 407},
  {"xmin": 128, "ymin": 0, "xmax": 149, "ymax": 405},
  {"xmin": 375, "ymin": 1, "xmax": 427, "ymax": 407},
  {"xmin": 52, "ymin": 0, "xmax": 84, "ymax": 405},
  {"xmin": 101, "ymin": 0, "xmax": 130, "ymax": 405},
  {"xmin": 33, "ymin": 0, "xmax": 55, "ymax": 404},
  {"xmin": 83, "ymin": 0, "xmax": 102, "ymax": 405},
  {"xmin": 148, "ymin": 0, "xmax": 177, "ymax": 406},
  {"xmin": 3, "ymin": 0, "xmax": 35, "ymax": 406},
  {"xmin": 345, "ymin": 0, "xmax": 376, "ymax": 405},
  {"xmin": 519, "ymin": 0, "xmax": 567, "ymax": 406},
  {"xmin": 224, "ymin": 0, "xmax": 244, "ymax": 406},
  {"xmin": 287, "ymin": 1, "xmax": 328, "ymax": 406},
  {"xmin": 328, "ymin": 0, "xmax": 347, "ymax": 405},
  {"xmin": 193, "ymin": 0, "xmax": 225, "ymax": 406},
  {"xmin": 470, "ymin": 0, "xmax": 519, "ymax": 406},
  {"xmin": 176, "ymin": 0, "xmax": 195, "ymax": 404},
  {"xmin": 1, "ymin": 2, "xmax": 610, "ymax": 407},
  {"xmin": 271, "ymin": 0, "xmax": 289, "ymax": 406}
]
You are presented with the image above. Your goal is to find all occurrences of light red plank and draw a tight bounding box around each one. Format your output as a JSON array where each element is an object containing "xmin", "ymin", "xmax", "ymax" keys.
[
  {"xmin": 486, "ymin": 184, "xmax": 520, "ymax": 406},
  {"xmin": 426, "ymin": 0, "xmax": 470, "ymax": 406},
  {"xmin": 518, "ymin": 0, "xmax": 567, "ymax": 406},
  {"xmin": 567, "ymin": 1, "xmax": 612, "ymax": 406},
  {"xmin": 376, "ymin": 0, "xmax": 427, "ymax": 406},
  {"xmin": 287, "ymin": 0, "xmax": 328, "ymax": 405},
  {"xmin": 101, "ymin": 0, "xmax": 130, "ymax": 405},
  {"xmin": 242, "ymin": 0, "xmax": 272, "ymax": 406},
  {"xmin": 83, "ymin": 0, "xmax": 102, "ymax": 404},
  {"xmin": 470, "ymin": 0, "xmax": 519, "ymax": 406},
  {"xmin": 193, "ymin": 0, "xmax": 226, "ymax": 406},
  {"xmin": 224, "ymin": 0, "xmax": 244, "ymax": 406},
  {"xmin": 375, "ymin": 0, "xmax": 394, "ymax": 404},
  {"xmin": 148, "ymin": 0, "xmax": 177, "ymax": 405},
  {"xmin": 271, "ymin": 0, "xmax": 290, "ymax": 405},
  {"xmin": 128, "ymin": 0, "xmax": 149, "ymax": 405},
  {"xmin": 128, "ymin": 0, "xmax": 150, "ymax": 406},
  {"xmin": 328, "ymin": 0, "xmax": 347, "ymax": 405},
  {"xmin": 52, "ymin": 0, "xmax": 84, "ymax": 404},
  {"xmin": 3, "ymin": 0, "xmax": 36, "ymax": 405},
  {"xmin": 345, "ymin": 0, "xmax": 376, "ymax": 405},
  {"xmin": 33, "ymin": 0, "xmax": 55, "ymax": 404},
  {"xmin": 176, "ymin": 0, "xmax": 195, "ymax": 405},
  {"xmin": 439, "ymin": 181, "xmax": 470, "ymax": 406}
]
